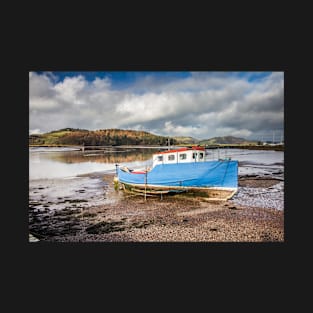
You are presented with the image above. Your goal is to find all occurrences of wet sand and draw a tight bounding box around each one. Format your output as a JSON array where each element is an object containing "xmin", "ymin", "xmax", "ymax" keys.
[{"xmin": 29, "ymin": 173, "xmax": 284, "ymax": 242}]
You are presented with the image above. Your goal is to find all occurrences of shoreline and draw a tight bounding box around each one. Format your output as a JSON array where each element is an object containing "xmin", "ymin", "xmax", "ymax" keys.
[
  {"xmin": 29, "ymin": 173, "xmax": 284, "ymax": 242},
  {"xmin": 29, "ymin": 144, "xmax": 284, "ymax": 152}
]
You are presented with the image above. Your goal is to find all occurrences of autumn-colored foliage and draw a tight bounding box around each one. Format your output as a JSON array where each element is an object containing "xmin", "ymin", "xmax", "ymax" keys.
[{"xmin": 29, "ymin": 128, "xmax": 176, "ymax": 146}]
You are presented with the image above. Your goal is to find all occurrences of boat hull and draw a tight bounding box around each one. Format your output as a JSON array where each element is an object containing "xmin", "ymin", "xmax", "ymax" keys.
[{"xmin": 116, "ymin": 160, "xmax": 238, "ymax": 200}]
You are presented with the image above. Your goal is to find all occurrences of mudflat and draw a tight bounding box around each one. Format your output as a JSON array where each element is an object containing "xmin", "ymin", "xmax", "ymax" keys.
[{"xmin": 29, "ymin": 173, "xmax": 284, "ymax": 242}]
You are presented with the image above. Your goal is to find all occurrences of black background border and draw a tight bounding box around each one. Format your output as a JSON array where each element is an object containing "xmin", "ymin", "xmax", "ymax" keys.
[{"xmin": 5, "ymin": 9, "xmax": 300, "ymax": 308}]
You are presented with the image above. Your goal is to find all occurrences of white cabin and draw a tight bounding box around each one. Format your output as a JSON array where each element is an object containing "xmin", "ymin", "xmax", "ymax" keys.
[{"xmin": 152, "ymin": 147, "xmax": 206, "ymax": 168}]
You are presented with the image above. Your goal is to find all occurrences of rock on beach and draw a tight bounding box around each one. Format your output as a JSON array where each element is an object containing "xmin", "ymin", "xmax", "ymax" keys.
[{"xmin": 29, "ymin": 174, "xmax": 284, "ymax": 242}]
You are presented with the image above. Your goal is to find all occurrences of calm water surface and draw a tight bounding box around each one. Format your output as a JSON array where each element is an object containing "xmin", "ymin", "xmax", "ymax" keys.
[
  {"xmin": 29, "ymin": 147, "xmax": 160, "ymax": 211},
  {"xmin": 29, "ymin": 147, "xmax": 284, "ymax": 211}
]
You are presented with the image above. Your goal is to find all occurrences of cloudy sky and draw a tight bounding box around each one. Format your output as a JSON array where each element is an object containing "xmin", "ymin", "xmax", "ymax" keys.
[{"xmin": 29, "ymin": 71, "xmax": 284, "ymax": 141}]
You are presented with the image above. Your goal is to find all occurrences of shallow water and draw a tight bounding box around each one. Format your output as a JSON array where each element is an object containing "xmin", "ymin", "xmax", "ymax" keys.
[
  {"xmin": 29, "ymin": 176, "xmax": 107, "ymax": 211},
  {"xmin": 206, "ymin": 148, "xmax": 284, "ymax": 177},
  {"xmin": 29, "ymin": 147, "xmax": 157, "ymax": 211},
  {"xmin": 29, "ymin": 147, "xmax": 284, "ymax": 212}
]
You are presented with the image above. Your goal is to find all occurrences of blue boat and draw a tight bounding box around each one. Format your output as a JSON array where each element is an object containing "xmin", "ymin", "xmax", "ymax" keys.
[{"xmin": 115, "ymin": 147, "xmax": 238, "ymax": 200}]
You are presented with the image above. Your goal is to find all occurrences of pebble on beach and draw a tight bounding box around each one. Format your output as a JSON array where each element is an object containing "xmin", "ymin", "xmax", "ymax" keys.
[{"xmin": 29, "ymin": 174, "xmax": 284, "ymax": 243}]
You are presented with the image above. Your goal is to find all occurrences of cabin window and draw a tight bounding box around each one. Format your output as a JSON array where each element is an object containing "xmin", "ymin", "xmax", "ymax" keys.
[
  {"xmin": 168, "ymin": 154, "xmax": 175, "ymax": 161},
  {"xmin": 199, "ymin": 152, "xmax": 204, "ymax": 159},
  {"xmin": 192, "ymin": 152, "xmax": 197, "ymax": 159},
  {"xmin": 157, "ymin": 156, "xmax": 163, "ymax": 162},
  {"xmin": 179, "ymin": 153, "xmax": 187, "ymax": 160}
]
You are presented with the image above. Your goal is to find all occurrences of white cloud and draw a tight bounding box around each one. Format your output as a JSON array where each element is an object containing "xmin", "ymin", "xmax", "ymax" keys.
[
  {"xmin": 116, "ymin": 92, "xmax": 179, "ymax": 124},
  {"xmin": 29, "ymin": 128, "xmax": 42, "ymax": 135},
  {"xmin": 29, "ymin": 71, "xmax": 284, "ymax": 140},
  {"xmin": 53, "ymin": 75, "xmax": 87, "ymax": 104},
  {"xmin": 163, "ymin": 121, "xmax": 203, "ymax": 137}
]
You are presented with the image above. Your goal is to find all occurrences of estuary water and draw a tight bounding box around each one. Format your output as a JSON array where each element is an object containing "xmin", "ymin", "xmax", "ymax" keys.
[
  {"xmin": 29, "ymin": 147, "xmax": 159, "ymax": 211},
  {"xmin": 29, "ymin": 146, "xmax": 284, "ymax": 211}
]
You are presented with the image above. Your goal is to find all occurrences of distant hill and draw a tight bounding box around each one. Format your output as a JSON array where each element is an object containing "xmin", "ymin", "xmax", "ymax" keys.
[
  {"xmin": 29, "ymin": 129, "xmax": 261, "ymax": 147},
  {"xmin": 29, "ymin": 128, "xmax": 177, "ymax": 146},
  {"xmin": 199, "ymin": 136, "xmax": 258, "ymax": 145},
  {"xmin": 172, "ymin": 136, "xmax": 199, "ymax": 144}
]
